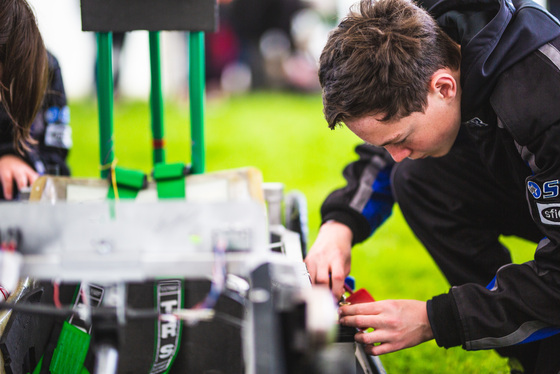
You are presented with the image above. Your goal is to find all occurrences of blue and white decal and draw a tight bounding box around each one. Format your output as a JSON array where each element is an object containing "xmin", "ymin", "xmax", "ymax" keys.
[
  {"xmin": 543, "ymin": 180, "xmax": 559, "ymax": 199},
  {"xmin": 44, "ymin": 105, "xmax": 72, "ymax": 149},
  {"xmin": 44, "ymin": 105, "xmax": 70, "ymax": 124},
  {"xmin": 528, "ymin": 180, "xmax": 560, "ymax": 199},
  {"xmin": 528, "ymin": 181, "xmax": 541, "ymax": 199}
]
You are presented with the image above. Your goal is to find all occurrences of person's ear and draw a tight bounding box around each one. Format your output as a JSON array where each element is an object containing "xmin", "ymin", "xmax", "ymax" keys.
[{"xmin": 430, "ymin": 68, "xmax": 458, "ymax": 100}]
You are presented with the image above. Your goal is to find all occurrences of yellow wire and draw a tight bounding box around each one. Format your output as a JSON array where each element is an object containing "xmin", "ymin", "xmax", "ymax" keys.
[
  {"xmin": 110, "ymin": 159, "xmax": 119, "ymax": 200},
  {"xmin": 100, "ymin": 158, "xmax": 119, "ymax": 200}
]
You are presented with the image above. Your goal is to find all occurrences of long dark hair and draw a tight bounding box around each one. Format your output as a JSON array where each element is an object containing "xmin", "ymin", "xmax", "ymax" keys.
[{"xmin": 0, "ymin": 0, "xmax": 48, "ymax": 151}]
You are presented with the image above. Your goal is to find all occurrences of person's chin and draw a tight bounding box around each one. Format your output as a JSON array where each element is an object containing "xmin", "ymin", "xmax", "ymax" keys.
[{"xmin": 431, "ymin": 145, "xmax": 453, "ymax": 158}]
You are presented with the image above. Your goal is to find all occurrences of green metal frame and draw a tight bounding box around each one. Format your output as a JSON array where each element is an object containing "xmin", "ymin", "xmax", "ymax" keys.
[
  {"xmin": 189, "ymin": 32, "xmax": 206, "ymax": 175},
  {"xmin": 95, "ymin": 30, "xmax": 206, "ymax": 178},
  {"xmin": 96, "ymin": 32, "xmax": 114, "ymax": 179},
  {"xmin": 149, "ymin": 31, "xmax": 165, "ymax": 165}
]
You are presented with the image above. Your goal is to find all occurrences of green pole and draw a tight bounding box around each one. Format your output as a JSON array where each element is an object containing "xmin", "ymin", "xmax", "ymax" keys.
[
  {"xmin": 189, "ymin": 31, "xmax": 205, "ymax": 174},
  {"xmin": 96, "ymin": 32, "xmax": 114, "ymax": 179},
  {"xmin": 149, "ymin": 31, "xmax": 165, "ymax": 165}
]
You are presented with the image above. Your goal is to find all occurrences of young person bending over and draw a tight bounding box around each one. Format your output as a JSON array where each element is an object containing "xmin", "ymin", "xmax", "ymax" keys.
[{"xmin": 304, "ymin": 0, "xmax": 560, "ymax": 372}]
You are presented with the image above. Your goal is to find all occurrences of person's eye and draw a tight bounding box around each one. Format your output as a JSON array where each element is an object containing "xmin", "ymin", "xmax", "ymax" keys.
[{"xmin": 393, "ymin": 138, "xmax": 407, "ymax": 146}]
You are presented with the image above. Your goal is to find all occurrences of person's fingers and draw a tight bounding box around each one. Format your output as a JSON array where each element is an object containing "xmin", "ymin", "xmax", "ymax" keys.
[
  {"xmin": 330, "ymin": 265, "xmax": 347, "ymax": 299},
  {"xmin": 358, "ymin": 331, "xmax": 410, "ymax": 356},
  {"xmin": 341, "ymin": 300, "xmax": 433, "ymax": 355},
  {"xmin": 0, "ymin": 156, "xmax": 38, "ymax": 199},
  {"xmin": 339, "ymin": 302, "xmax": 380, "ymax": 317},
  {"xmin": 14, "ymin": 167, "xmax": 38, "ymax": 189},
  {"xmin": 339, "ymin": 312, "xmax": 380, "ymax": 330},
  {"xmin": 305, "ymin": 259, "xmax": 318, "ymax": 284},
  {"xmin": 305, "ymin": 221, "xmax": 353, "ymax": 295},
  {"xmin": 0, "ymin": 172, "xmax": 13, "ymax": 200},
  {"xmin": 314, "ymin": 261, "xmax": 332, "ymax": 286},
  {"xmin": 362, "ymin": 342, "xmax": 398, "ymax": 356},
  {"xmin": 354, "ymin": 329, "xmax": 388, "ymax": 345},
  {"xmin": 27, "ymin": 170, "xmax": 39, "ymax": 186},
  {"xmin": 14, "ymin": 171, "xmax": 29, "ymax": 191}
]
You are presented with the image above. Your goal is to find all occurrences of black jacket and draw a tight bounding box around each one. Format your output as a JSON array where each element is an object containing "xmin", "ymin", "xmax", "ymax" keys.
[
  {"xmin": 321, "ymin": 0, "xmax": 560, "ymax": 350},
  {"xmin": 0, "ymin": 52, "xmax": 71, "ymax": 199}
]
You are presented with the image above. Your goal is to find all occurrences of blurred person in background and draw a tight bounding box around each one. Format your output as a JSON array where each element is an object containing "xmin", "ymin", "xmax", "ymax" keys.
[
  {"xmin": 0, "ymin": 0, "xmax": 71, "ymax": 201},
  {"xmin": 0, "ymin": 51, "xmax": 71, "ymax": 200},
  {"xmin": 205, "ymin": 0, "xmax": 242, "ymax": 94},
  {"xmin": 206, "ymin": 0, "xmax": 329, "ymax": 94}
]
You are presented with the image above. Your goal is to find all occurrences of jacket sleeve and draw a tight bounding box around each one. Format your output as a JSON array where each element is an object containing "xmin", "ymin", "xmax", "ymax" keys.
[
  {"xmin": 321, "ymin": 144, "xmax": 396, "ymax": 245},
  {"xmin": 427, "ymin": 40, "xmax": 560, "ymax": 350}
]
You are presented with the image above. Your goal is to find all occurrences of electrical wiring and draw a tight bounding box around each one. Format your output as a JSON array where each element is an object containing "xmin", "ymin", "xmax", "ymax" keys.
[
  {"xmin": 0, "ymin": 286, "xmax": 9, "ymax": 301},
  {"xmin": 0, "ymin": 299, "xmax": 76, "ymax": 318},
  {"xmin": 52, "ymin": 280, "xmax": 62, "ymax": 309},
  {"xmin": 80, "ymin": 284, "xmax": 90, "ymax": 307},
  {"xmin": 193, "ymin": 236, "xmax": 227, "ymax": 310},
  {"xmin": 1, "ymin": 245, "xmax": 241, "ymax": 326},
  {"xmin": 0, "ymin": 300, "xmax": 244, "ymax": 327},
  {"xmin": 1, "ymin": 230, "xmax": 244, "ymax": 336}
]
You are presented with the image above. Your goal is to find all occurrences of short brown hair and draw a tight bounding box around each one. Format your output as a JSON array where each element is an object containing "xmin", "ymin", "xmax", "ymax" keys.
[
  {"xmin": 0, "ymin": 0, "xmax": 48, "ymax": 151},
  {"xmin": 319, "ymin": 0, "xmax": 461, "ymax": 129}
]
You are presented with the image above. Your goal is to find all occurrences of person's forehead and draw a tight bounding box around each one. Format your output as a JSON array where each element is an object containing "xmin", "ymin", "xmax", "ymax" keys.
[{"xmin": 346, "ymin": 115, "xmax": 407, "ymax": 143}]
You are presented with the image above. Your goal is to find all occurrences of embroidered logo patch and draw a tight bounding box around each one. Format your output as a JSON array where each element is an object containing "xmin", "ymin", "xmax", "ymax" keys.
[
  {"xmin": 528, "ymin": 181, "xmax": 541, "ymax": 199},
  {"xmin": 543, "ymin": 180, "xmax": 560, "ymax": 199},
  {"xmin": 537, "ymin": 203, "xmax": 560, "ymax": 225},
  {"xmin": 528, "ymin": 180, "xmax": 559, "ymax": 199},
  {"xmin": 45, "ymin": 123, "xmax": 73, "ymax": 149}
]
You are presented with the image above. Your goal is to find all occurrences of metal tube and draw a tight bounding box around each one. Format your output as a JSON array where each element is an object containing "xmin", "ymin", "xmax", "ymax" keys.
[
  {"xmin": 94, "ymin": 343, "xmax": 119, "ymax": 374},
  {"xmin": 96, "ymin": 32, "xmax": 114, "ymax": 179},
  {"xmin": 188, "ymin": 31, "xmax": 206, "ymax": 174},
  {"xmin": 149, "ymin": 31, "xmax": 165, "ymax": 165}
]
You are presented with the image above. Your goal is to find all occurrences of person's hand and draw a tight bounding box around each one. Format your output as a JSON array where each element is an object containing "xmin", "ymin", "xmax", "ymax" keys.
[
  {"xmin": 0, "ymin": 155, "xmax": 38, "ymax": 200},
  {"xmin": 339, "ymin": 300, "xmax": 434, "ymax": 355},
  {"xmin": 304, "ymin": 220, "xmax": 353, "ymax": 299}
]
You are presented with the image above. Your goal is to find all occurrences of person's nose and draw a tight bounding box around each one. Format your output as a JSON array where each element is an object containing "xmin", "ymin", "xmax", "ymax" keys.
[{"xmin": 385, "ymin": 145, "xmax": 412, "ymax": 162}]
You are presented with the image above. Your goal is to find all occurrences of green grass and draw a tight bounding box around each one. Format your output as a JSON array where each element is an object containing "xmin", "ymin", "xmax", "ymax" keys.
[{"xmin": 68, "ymin": 92, "xmax": 536, "ymax": 373}]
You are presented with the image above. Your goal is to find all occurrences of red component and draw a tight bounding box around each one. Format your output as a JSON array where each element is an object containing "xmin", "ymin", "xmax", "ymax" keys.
[
  {"xmin": 0, "ymin": 286, "xmax": 9, "ymax": 301},
  {"xmin": 153, "ymin": 138, "xmax": 166, "ymax": 149},
  {"xmin": 346, "ymin": 288, "xmax": 375, "ymax": 304}
]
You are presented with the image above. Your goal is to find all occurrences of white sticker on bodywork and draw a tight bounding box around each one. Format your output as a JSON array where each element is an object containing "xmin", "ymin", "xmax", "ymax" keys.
[{"xmin": 45, "ymin": 123, "xmax": 73, "ymax": 149}]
